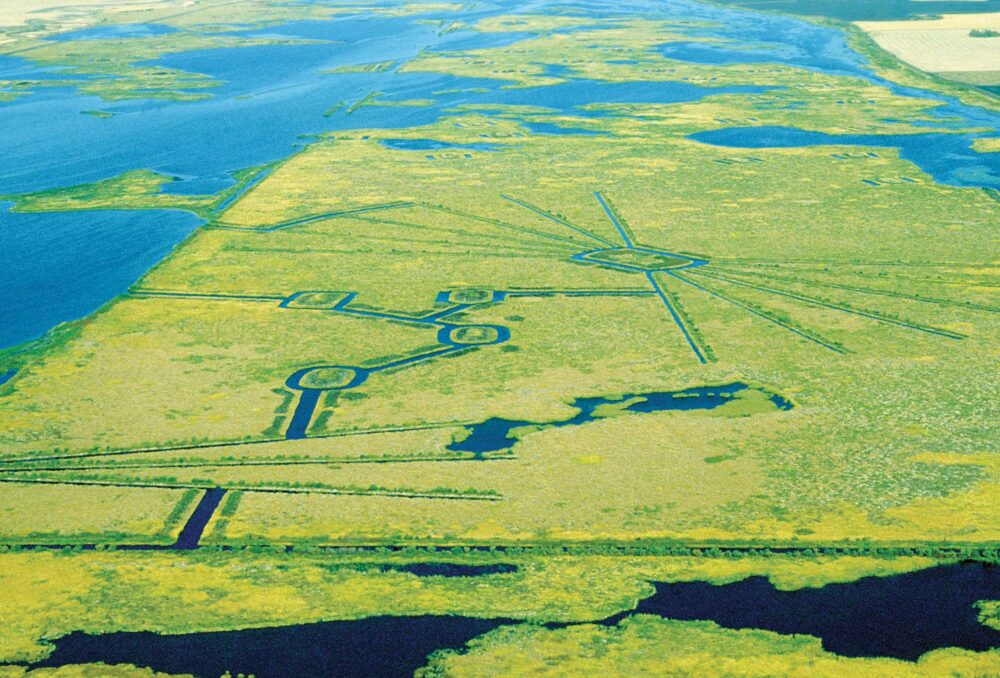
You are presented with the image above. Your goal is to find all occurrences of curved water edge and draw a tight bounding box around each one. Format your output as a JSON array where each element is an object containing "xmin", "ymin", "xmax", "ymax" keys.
[{"xmin": 27, "ymin": 562, "xmax": 1000, "ymax": 676}]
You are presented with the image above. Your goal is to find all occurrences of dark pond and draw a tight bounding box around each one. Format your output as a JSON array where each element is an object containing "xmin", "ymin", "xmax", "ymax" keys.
[
  {"xmin": 448, "ymin": 382, "xmax": 788, "ymax": 455},
  {"xmin": 601, "ymin": 561, "xmax": 1000, "ymax": 660},
  {"xmin": 374, "ymin": 562, "xmax": 519, "ymax": 577},
  {"xmin": 29, "ymin": 563, "xmax": 1000, "ymax": 676},
  {"xmin": 33, "ymin": 616, "xmax": 519, "ymax": 678}
]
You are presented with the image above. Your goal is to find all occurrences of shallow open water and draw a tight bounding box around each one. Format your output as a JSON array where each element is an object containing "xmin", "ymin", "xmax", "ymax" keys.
[{"xmin": 0, "ymin": 206, "xmax": 202, "ymax": 346}]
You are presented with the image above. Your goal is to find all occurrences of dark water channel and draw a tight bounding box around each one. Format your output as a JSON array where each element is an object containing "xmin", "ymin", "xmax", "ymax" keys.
[
  {"xmin": 171, "ymin": 488, "xmax": 227, "ymax": 550},
  {"xmin": 30, "ymin": 562, "xmax": 999, "ymax": 676}
]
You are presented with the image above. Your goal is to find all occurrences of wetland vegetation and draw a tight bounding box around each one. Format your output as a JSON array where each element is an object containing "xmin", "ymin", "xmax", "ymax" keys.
[{"xmin": 1, "ymin": 0, "xmax": 998, "ymax": 675}]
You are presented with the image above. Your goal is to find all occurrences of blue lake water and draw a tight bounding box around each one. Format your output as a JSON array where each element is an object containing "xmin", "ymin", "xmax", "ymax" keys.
[
  {"xmin": 707, "ymin": 0, "xmax": 1000, "ymax": 21},
  {"xmin": 658, "ymin": 0, "xmax": 1000, "ymax": 133},
  {"xmin": 46, "ymin": 24, "xmax": 178, "ymax": 41},
  {"xmin": 659, "ymin": 6, "xmax": 869, "ymax": 76},
  {"xmin": 690, "ymin": 126, "xmax": 1000, "ymax": 190},
  {"xmin": 661, "ymin": 41, "xmax": 796, "ymax": 66},
  {"xmin": 0, "ymin": 205, "xmax": 202, "ymax": 347},
  {"xmin": 0, "ymin": 57, "xmax": 80, "ymax": 81},
  {"xmin": 485, "ymin": 79, "xmax": 771, "ymax": 111},
  {"xmin": 380, "ymin": 139, "xmax": 500, "ymax": 152},
  {"xmin": 2, "ymin": 0, "xmax": 999, "ymax": 347}
]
